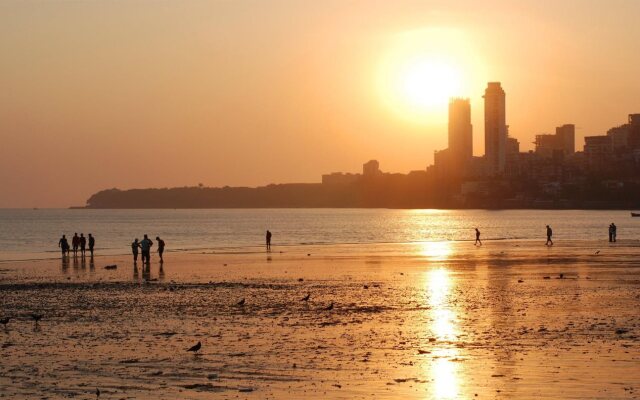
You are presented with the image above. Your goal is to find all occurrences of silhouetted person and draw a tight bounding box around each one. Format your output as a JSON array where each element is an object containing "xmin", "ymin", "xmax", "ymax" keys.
[
  {"xmin": 58, "ymin": 235, "xmax": 69, "ymax": 257},
  {"xmin": 80, "ymin": 233, "xmax": 86, "ymax": 257},
  {"xmin": 88, "ymin": 233, "xmax": 95, "ymax": 257},
  {"xmin": 132, "ymin": 238, "xmax": 140, "ymax": 263},
  {"xmin": 72, "ymin": 233, "xmax": 80, "ymax": 256},
  {"xmin": 545, "ymin": 225, "xmax": 553, "ymax": 246},
  {"xmin": 266, "ymin": 230, "xmax": 272, "ymax": 251},
  {"xmin": 611, "ymin": 222, "xmax": 618, "ymax": 242},
  {"xmin": 140, "ymin": 234, "xmax": 153, "ymax": 264},
  {"xmin": 475, "ymin": 228, "xmax": 482, "ymax": 246},
  {"xmin": 156, "ymin": 236, "xmax": 165, "ymax": 263},
  {"xmin": 608, "ymin": 224, "xmax": 614, "ymax": 242}
]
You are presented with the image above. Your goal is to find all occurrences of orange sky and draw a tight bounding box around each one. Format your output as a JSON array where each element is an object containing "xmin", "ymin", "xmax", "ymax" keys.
[{"xmin": 1, "ymin": 0, "xmax": 639, "ymax": 207}]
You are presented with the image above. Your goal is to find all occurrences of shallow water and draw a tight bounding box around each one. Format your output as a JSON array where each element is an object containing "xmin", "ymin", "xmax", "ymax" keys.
[
  {"xmin": 0, "ymin": 208, "xmax": 638, "ymax": 261},
  {"xmin": 1, "ymin": 241, "xmax": 639, "ymax": 399}
]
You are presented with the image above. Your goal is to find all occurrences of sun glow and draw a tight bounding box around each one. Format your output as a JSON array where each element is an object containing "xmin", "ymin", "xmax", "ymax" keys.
[{"xmin": 376, "ymin": 27, "xmax": 486, "ymax": 124}]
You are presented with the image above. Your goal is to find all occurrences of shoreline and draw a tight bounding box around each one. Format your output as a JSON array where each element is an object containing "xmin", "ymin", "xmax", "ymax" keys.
[{"xmin": 2, "ymin": 237, "xmax": 639, "ymax": 264}]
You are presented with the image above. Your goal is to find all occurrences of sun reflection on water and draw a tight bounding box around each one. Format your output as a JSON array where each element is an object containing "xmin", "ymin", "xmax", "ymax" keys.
[{"xmin": 426, "ymin": 268, "xmax": 461, "ymax": 399}]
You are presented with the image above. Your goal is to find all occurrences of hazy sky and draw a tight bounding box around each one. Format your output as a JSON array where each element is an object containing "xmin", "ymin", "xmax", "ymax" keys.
[{"xmin": 1, "ymin": 0, "xmax": 639, "ymax": 207}]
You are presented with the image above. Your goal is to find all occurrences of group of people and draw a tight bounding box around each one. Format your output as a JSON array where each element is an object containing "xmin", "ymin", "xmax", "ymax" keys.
[
  {"xmin": 58, "ymin": 233, "xmax": 95, "ymax": 257},
  {"xmin": 131, "ymin": 235, "xmax": 165, "ymax": 264}
]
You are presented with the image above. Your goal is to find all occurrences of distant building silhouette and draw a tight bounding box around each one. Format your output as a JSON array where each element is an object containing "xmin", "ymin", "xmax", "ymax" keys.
[
  {"xmin": 321, "ymin": 172, "xmax": 359, "ymax": 185},
  {"xmin": 506, "ymin": 136, "xmax": 520, "ymax": 156},
  {"xmin": 484, "ymin": 82, "xmax": 507, "ymax": 175},
  {"xmin": 448, "ymin": 98, "xmax": 473, "ymax": 177},
  {"xmin": 535, "ymin": 124, "xmax": 575, "ymax": 159},
  {"xmin": 363, "ymin": 160, "xmax": 381, "ymax": 177}
]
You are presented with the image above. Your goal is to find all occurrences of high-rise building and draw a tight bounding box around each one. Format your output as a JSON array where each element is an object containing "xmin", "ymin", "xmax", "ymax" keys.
[
  {"xmin": 483, "ymin": 82, "xmax": 507, "ymax": 175},
  {"xmin": 555, "ymin": 124, "xmax": 575, "ymax": 155},
  {"xmin": 447, "ymin": 98, "xmax": 473, "ymax": 176}
]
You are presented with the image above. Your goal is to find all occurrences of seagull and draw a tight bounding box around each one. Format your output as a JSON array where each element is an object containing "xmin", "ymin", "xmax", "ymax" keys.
[
  {"xmin": 187, "ymin": 341, "xmax": 202, "ymax": 353},
  {"xmin": 301, "ymin": 293, "xmax": 311, "ymax": 302},
  {"xmin": 323, "ymin": 302, "xmax": 334, "ymax": 311},
  {"xmin": 236, "ymin": 298, "xmax": 245, "ymax": 306},
  {"xmin": 0, "ymin": 317, "xmax": 9, "ymax": 327}
]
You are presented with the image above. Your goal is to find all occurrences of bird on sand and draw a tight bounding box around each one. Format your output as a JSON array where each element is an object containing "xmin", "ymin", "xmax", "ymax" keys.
[
  {"xmin": 0, "ymin": 317, "xmax": 9, "ymax": 327},
  {"xmin": 187, "ymin": 341, "xmax": 202, "ymax": 353},
  {"xmin": 301, "ymin": 293, "xmax": 311, "ymax": 302},
  {"xmin": 236, "ymin": 298, "xmax": 246, "ymax": 306},
  {"xmin": 323, "ymin": 302, "xmax": 334, "ymax": 311},
  {"xmin": 30, "ymin": 314, "xmax": 42, "ymax": 323},
  {"xmin": 595, "ymin": 250, "xmax": 600, "ymax": 255}
]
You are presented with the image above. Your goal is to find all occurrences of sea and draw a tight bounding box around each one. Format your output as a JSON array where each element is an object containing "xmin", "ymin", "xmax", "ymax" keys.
[{"xmin": 0, "ymin": 209, "xmax": 637, "ymax": 261}]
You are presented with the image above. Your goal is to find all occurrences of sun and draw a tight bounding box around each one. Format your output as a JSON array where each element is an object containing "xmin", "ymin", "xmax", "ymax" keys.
[
  {"xmin": 399, "ymin": 58, "xmax": 462, "ymax": 109},
  {"xmin": 376, "ymin": 27, "xmax": 485, "ymax": 124}
]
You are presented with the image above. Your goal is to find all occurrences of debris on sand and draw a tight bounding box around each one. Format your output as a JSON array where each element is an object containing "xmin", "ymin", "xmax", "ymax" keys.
[{"xmin": 104, "ymin": 265, "xmax": 117, "ymax": 270}]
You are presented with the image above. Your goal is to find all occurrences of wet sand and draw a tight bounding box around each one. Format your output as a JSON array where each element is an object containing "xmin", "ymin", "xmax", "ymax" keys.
[{"xmin": 1, "ymin": 240, "xmax": 639, "ymax": 399}]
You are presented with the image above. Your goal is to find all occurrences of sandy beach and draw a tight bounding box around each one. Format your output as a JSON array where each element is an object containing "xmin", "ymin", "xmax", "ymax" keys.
[{"xmin": 1, "ymin": 240, "xmax": 639, "ymax": 399}]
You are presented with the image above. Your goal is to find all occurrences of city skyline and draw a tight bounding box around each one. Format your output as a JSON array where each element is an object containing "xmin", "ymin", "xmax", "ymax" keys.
[{"xmin": 2, "ymin": 1, "xmax": 640, "ymax": 207}]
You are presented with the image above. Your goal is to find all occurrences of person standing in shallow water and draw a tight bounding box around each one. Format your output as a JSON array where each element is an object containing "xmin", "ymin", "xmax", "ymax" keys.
[
  {"xmin": 545, "ymin": 225, "xmax": 553, "ymax": 246},
  {"xmin": 58, "ymin": 235, "xmax": 69, "ymax": 257},
  {"xmin": 140, "ymin": 234, "xmax": 153, "ymax": 264},
  {"xmin": 266, "ymin": 230, "xmax": 272, "ymax": 252},
  {"xmin": 79, "ymin": 233, "xmax": 86, "ymax": 257},
  {"xmin": 474, "ymin": 228, "xmax": 482, "ymax": 246},
  {"xmin": 156, "ymin": 236, "xmax": 165, "ymax": 263},
  {"xmin": 88, "ymin": 234, "xmax": 95, "ymax": 257},
  {"xmin": 131, "ymin": 238, "xmax": 140, "ymax": 264},
  {"xmin": 72, "ymin": 233, "xmax": 80, "ymax": 256}
]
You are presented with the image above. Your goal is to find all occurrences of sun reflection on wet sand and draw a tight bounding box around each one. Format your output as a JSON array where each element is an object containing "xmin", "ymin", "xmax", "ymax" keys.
[
  {"xmin": 419, "ymin": 241, "xmax": 452, "ymax": 261},
  {"xmin": 426, "ymin": 268, "xmax": 461, "ymax": 399}
]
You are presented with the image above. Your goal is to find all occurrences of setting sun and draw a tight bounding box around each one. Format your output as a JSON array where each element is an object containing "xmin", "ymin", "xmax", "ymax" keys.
[
  {"xmin": 377, "ymin": 27, "xmax": 485, "ymax": 124},
  {"xmin": 400, "ymin": 58, "xmax": 462, "ymax": 109}
]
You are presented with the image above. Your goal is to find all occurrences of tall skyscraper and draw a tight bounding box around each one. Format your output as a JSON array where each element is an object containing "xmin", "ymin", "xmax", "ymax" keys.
[
  {"xmin": 448, "ymin": 98, "xmax": 473, "ymax": 176},
  {"xmin": 484, "ymin": 82, "xmax": 507, "ymax": 175}
]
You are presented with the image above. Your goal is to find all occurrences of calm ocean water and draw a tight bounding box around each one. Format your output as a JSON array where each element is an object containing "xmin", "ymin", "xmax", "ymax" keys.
[{"xmin": 0, "ymin": 209, "xmax": 638, "ymax": 261}]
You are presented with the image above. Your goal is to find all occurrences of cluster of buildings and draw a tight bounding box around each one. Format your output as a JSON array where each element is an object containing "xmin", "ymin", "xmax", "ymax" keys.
[{"xmin": 323, "ymin": 82, "xmax": 640, "ymax": 207}]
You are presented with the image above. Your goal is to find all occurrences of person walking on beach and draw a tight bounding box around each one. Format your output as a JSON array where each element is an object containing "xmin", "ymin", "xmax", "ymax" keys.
[
  {"xmin": 88, "ymin": 234, "xmax": 95, "ymax": 257},
  {"xmin": 140, "ymin": 234, "xmax": 153, "ymax": 264},
  {"xmin": 79, "ymin": 233, "xmax": 87, "ymax": 257},
  {"xmin": 611, "ymin": 222, "xmax": 618, "ymax": 242},
  {"xmin": 58, "ymin": 235, "xmax": 69, "ymax": 257},
  {"xmin": 266, "ymin": 230, "xmax": 272, "ymax": 252},
  {"xmin": 545, "ymin": 225, "xmax": 553, "ymax": 246},
  {"xmin": 131, "ymin": 238, "xmax": 140, "ymax": 264},
  {"xmin": 608, "ymin": 223, "xmax": 614, "ymax": 242},
  {"xmin": 72, "ymin": 233, "xmax": 80, "ymax": 256},
  {"xmin": 156, "ymin": 236, "xmax": 165, "ymax": 263},
  {"xmin": 474, "ymin": 228, "xmax": 482, "ymax": 246}
]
